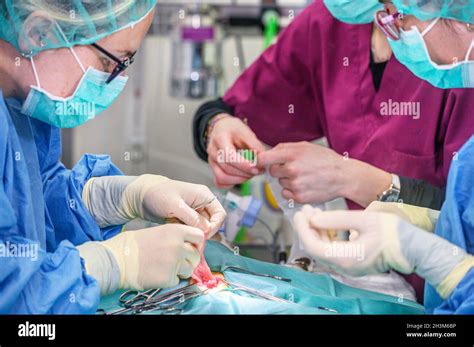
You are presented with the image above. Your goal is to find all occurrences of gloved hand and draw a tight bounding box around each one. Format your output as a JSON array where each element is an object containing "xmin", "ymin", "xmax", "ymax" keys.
[
  {"xmin": 77, "ymin": 224, "xmax": 204, "ymax": 295},
  {"xmin": 82, "ymin": 174, "xmax": 226, "ymax": 236},
  {"xmin": 294, "ymin": 205, "xmax": 474, "ymax": 298},
  {"xmin": 366, "ymin": 201, "xmax": 440, "ymax": 233}
]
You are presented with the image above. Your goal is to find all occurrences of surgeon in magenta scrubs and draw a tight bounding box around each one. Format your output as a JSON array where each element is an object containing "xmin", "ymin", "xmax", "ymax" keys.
[{"xmin": 193, "ymin": 0, "xmax": 474, "ymax": 301}]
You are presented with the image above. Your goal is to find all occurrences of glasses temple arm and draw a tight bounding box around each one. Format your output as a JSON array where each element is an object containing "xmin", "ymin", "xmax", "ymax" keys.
[{"xmin": 91, "ymin": 43, "xmax": 123, "ymax": 65}]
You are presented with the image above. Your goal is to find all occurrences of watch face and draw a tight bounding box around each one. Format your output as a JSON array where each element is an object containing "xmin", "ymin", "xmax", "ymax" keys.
[
  {"xmin": 383, "ymin": 193, "xmax": 398, "ymax": 202},
  {"xmin": 381, "ymin": 189, "xmax": 400, "ymax": 203}
]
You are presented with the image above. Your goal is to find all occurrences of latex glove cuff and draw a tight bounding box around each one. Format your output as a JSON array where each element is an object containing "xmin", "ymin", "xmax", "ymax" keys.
[
  {"xmin": 437, "ymin": 256, "xmax": 474, "ymax": 299},
  {"xmin": 77, "ymin": 241, "xmax": 121, "ymax": 295}
]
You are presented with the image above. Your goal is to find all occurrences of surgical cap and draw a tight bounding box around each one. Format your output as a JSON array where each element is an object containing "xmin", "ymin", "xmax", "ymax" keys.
[
  {"xmin": 0, "ymin": 0, "xmax": 157, "ymax": 57},
  {"xmin": 391, "ymin": 0, "xmax": 474, "ymax": 24}
]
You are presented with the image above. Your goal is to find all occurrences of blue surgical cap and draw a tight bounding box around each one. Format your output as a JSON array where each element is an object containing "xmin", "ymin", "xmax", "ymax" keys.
[
  {"xmin": 0, "ymin": 0, "xmax": 157, "ymax": 57},
  {"xmin": 391, "ymin": 0, "xmax": 474, "ymax": 24}
]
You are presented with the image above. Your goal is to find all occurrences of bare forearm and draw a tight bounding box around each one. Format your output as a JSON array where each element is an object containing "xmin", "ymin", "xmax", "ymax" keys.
[{"xmin": 341, "ymin": 158, "xmax": 392, "ymax": 208}]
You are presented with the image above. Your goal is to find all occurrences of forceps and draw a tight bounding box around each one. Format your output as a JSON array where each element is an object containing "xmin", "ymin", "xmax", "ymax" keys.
[{"xmin": 118, "ymin": 288, "xmax": 162, "ymax": 308}]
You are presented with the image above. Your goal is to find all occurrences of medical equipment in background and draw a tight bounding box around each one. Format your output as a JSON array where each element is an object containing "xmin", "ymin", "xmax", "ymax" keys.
[
  {"xmin": 220, "ymin": 191, "xmax": 262, "ymax": 242},
  {"xmin": 265, "ymin": 173, "xmax": 325, "ymax": 252},
  {"xmin": 123, "ymin": 44, "xmax": 148, "ymax": 175},
  {"xmin": 235, "ymin": 10, "xmax": 280, "ymax": 254},
  {"xmin": 153, "ymin": 0, "xmax": 306, "ymax": 99},
  {"xmin": 216, "ymin": 190, "xmax": 289, "ymax": 263},
  {"xmin": 169, "ymin": 3, "xmax": 222, "ymax": 99}
]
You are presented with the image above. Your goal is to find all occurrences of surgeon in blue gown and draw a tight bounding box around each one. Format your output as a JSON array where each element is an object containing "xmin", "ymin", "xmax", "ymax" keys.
[
  {"xmin": 0, "ymin": 1, "xmax": 225, "ymax": 313},
  {"xmin": 294, "ymin": 0, "xmax": 474, "ymax": 314}
]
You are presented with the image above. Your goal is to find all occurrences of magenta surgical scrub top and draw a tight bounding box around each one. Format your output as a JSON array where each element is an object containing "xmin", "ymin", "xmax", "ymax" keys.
[{"xmin": 223, "ymin": 0, "xmax": 474, "ymax": 206}]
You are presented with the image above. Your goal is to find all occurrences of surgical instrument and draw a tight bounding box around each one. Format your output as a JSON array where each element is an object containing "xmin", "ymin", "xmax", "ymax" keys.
[
  {"xmin": 318, "ymin": 306, "xmax": 338, "ymax": 313},
  {"xmin": 222, "ymin": 265, "xmax": 292, "ymax": 282},
  {"xmin": 140, "ymin": 288, "xmax": 206, "ymax": 315},
  {"xmin": 223, "ymin": 279, "xmax": 292, "ymax": 304},
  {"xmin": 105, "ymin": 283, "xmax": 206, "ymax": 315},
  {"xmin": 119, "ymin": 288, "xmax": 162, "ymax": 308}
]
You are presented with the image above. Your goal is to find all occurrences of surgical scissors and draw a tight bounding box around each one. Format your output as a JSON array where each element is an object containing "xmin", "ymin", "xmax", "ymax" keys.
[
  {"xmin": 141, "ymin": 287, "xmax": 206, "ymax": 314},
  {"xmin": 119, "ymin": 288, "xmax": 162, "ymax": 308},
  {"xmin": 108, "ymin": 283, "xmax": 204, "ymax": 315}
]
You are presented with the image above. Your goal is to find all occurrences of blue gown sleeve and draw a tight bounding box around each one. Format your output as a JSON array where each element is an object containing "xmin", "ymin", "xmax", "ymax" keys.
[
  {"xmin": 424, "ymin": 136, "xmax": 474, "ymax": 313},
  {"xmin": 34, "ymin": 122, "xmax": 124, "ymax": 247},
  {"xmin": 0, "ymin": 172, "xmax": 100, "ymax": 313},
  {"xmin": 0, "ymin": 96, "xmax": 103, "ymax": 313},
  {"xmin": 0, "ymin": 235, "xmax": 100, "ymax": 314},
  {"xmin": 433, "ymin": 268, "xmax": 474, "ymax": 314}
]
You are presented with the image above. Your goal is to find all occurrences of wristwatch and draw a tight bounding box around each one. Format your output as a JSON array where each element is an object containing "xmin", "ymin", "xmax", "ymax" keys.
[{"xmin": 378, "ymin": 174, "xmax": 401, "ymax": 202}]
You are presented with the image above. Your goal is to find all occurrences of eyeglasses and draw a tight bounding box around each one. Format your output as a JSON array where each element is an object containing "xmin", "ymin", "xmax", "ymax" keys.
[
  {"xmin": 375, "ymin": 10, "xmax": 403, "ymax": 41},
  {"xmin": 91, "ymin": 43, "xmax": 136, "ymax": 84}
]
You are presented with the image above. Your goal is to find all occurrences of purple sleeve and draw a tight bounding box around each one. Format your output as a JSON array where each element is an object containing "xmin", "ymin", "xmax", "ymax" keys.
[{"xmin": 223, "ymin": 1, "xmax": 326, "ymax": 146}]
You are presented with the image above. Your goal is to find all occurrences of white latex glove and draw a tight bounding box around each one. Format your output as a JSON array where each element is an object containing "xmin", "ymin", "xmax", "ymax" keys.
[
  {"xmin": 77, "ymin": 224, "xmax": 204, "ymax": 294},
  {"xmin": 294, "ymin": 205, "xmax": 472, "ymax": 298},
  {"xmin": 293, "ymin": 205, "xmax": 410, "ymax": 276},
  {"xmin": 82, "ymin": 175, "xmax": 226, "ymax": 236}
]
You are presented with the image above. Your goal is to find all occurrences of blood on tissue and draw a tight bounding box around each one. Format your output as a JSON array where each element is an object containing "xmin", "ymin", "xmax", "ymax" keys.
[
  {"xmin": 191, "ymin": 218, "xmax": 223, "ymax": 289},
  {"xmin": 191, "ymin": 238, "xmax": 223, "ymax": 289},
  {"xmin": 169, "ymin": 211, "xmax": 223, "ymax": 289}
]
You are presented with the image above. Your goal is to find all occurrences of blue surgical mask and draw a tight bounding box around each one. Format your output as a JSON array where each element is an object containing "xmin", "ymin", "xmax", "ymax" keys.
[
  {"xmin": 323, "ymin": 0, "xmax": 383, "ymax": 24},
  {"xmin": 389, "ymin": 17, "xmax": 474, "ymax": 89},
  {"xmin": 21, "ymin": 45, "xmax": 128, "ymax": 128}
]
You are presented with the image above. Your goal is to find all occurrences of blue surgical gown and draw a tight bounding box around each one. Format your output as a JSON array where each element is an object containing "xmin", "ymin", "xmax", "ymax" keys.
[
  {"xmin": 425, "ymin": 136, "xmax": 474, "ymax": 314},
  {"xmin": 0, "ymin": 90, "xmax": 123, "ymax": 313}
]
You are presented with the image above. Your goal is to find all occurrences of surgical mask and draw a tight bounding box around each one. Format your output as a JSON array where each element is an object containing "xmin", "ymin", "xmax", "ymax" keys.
[
  {"xmin": 323, "ymin": 0, "xmax": 383, "ymax": 24},
  {"xmin": 389, "ymin": 17, "xmax": 474, "ymax": 89},
  {"xmin": 21, "ymin": 44, "xmax": 128, "ymax": 128}
]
